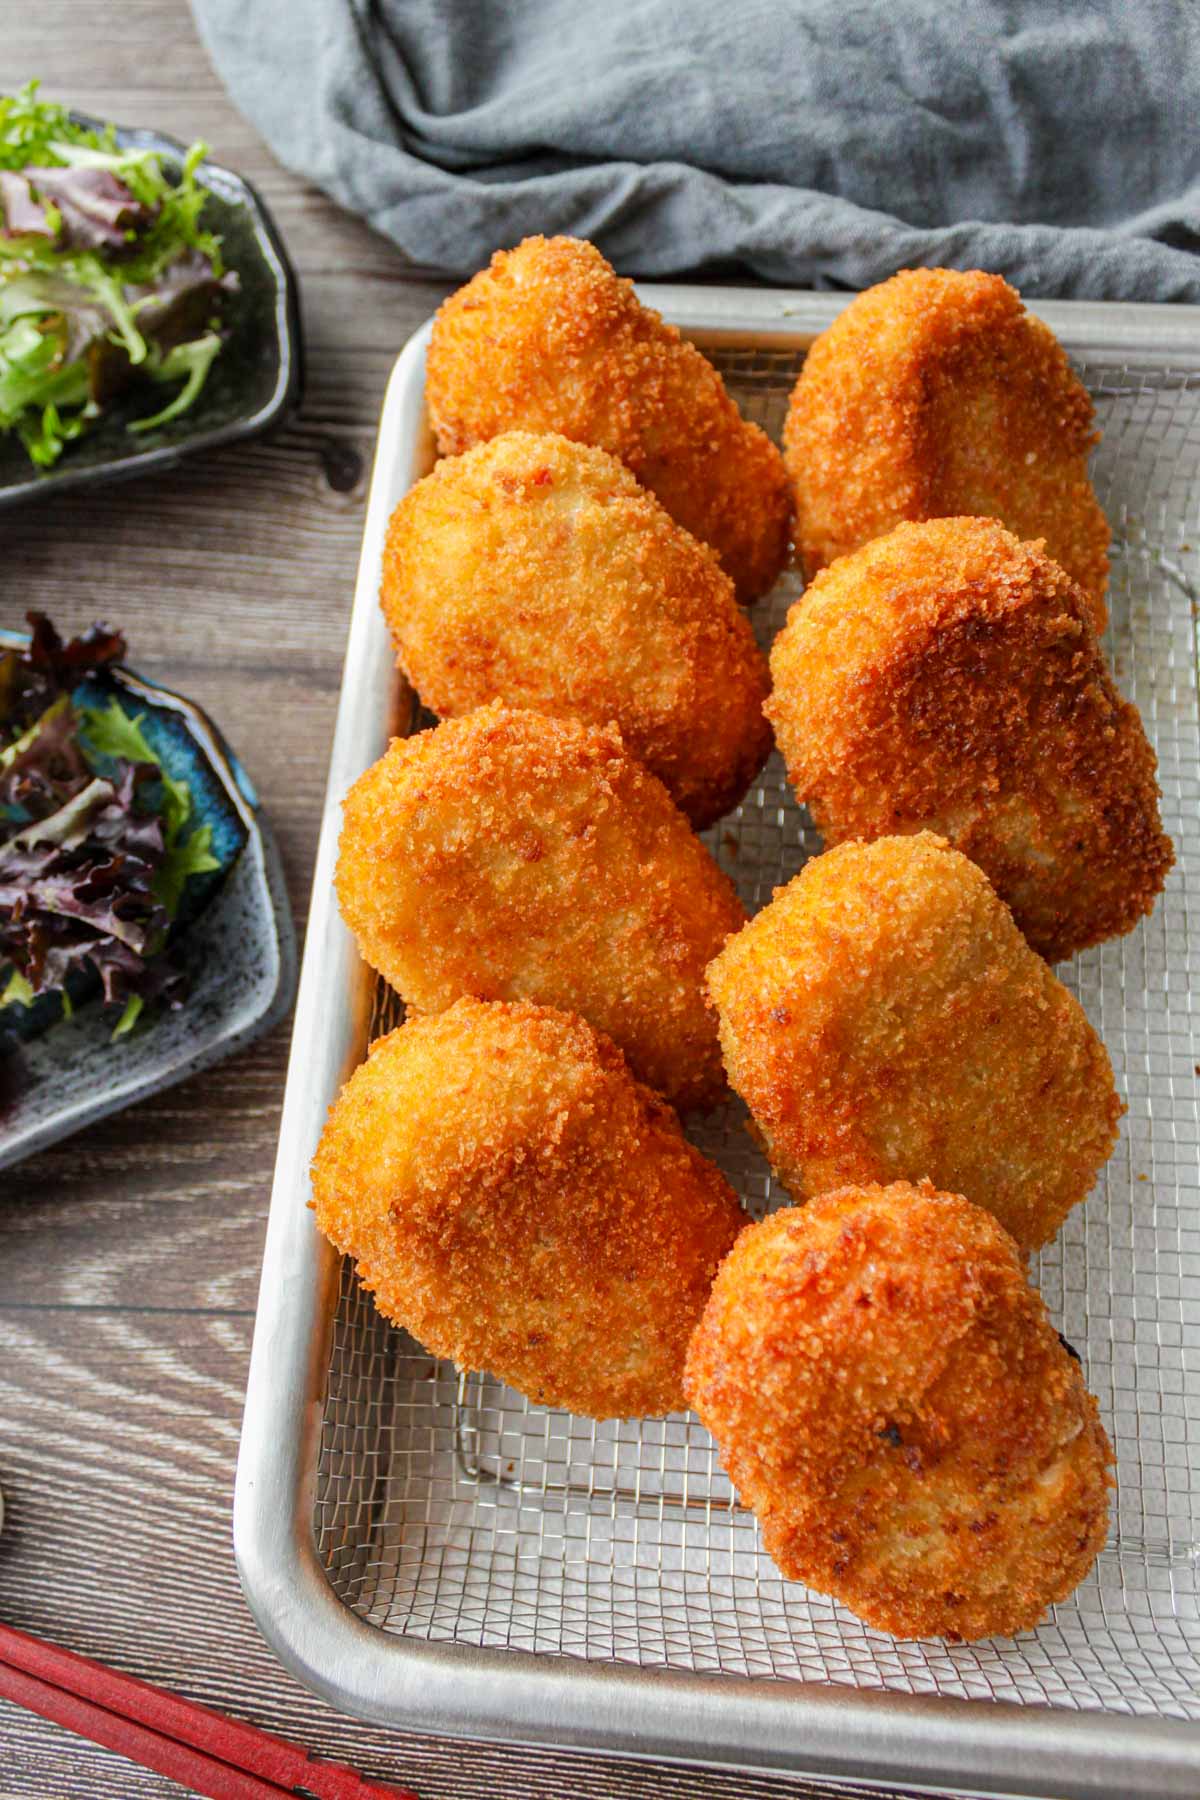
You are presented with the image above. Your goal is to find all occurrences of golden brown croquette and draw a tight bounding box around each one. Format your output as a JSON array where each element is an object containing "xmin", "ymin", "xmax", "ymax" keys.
[
  {"xmin": 313, "ymin": 1000, "xmax": 745, "ymax": 1418},
  {"xmin": 783, "ymin": 268, "xmax": 1110, "ymax": 623},
  {"xmin": 380, "ymin": 431, "xmax": 772, "ymax": 827},
  {"xmin": 766, "ymin": 517, "xmax": 1172, "ymax": 963},
  {"xmin": 705, "ymin": 834, "xmax": 1123, "ymax": 1254},
  {"xmin": 425, "ymin": 236, "xmax": 792, "ymax": 603},
  {"xmin": 336, "ymin": 705, "xmax": 746, "ymax": 1112},
  {"xmin": 683, "ymin": 1183, "xmax": 1113, "ymax": 1639}
]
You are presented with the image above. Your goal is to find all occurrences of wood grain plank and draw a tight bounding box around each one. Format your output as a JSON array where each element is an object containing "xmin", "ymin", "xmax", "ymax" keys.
[
  {"xmin": 6, "ymin": 13, "xmax": 230, "ymax": 100},
  {"xmin": 0, "ymin": 1308, "xmax": 923, "ymax": 1800},
  {"xmin": 0, "ymin": 1708, "xmax": 182, "ymax": 1798},
  {"xmin": 0, "ymin": 1057, "xmax": 283, "ymax": 1313}
]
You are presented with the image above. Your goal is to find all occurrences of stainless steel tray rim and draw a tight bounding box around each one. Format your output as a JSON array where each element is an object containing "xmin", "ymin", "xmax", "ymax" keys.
[
  {"xmin": 235, "ymin": 295, "xmax": 1200, "ymax": 1799},
  {"xmin": 235, "ymin": 1469, "xmax": 1200, "ymax": 1800}
]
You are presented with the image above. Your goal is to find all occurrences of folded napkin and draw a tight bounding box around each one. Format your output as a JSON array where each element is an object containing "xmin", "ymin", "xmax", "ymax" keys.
[{"xmin": 192, "ymin": 0, "xmax": 1200, "ymax": 298}]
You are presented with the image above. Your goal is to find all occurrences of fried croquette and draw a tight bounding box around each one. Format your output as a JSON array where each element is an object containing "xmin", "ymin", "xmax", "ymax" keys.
[
  {"xmin": 380, "ymin": 431, "xmax": 772, "ymax": 828},
  {"xmin": 784, "ymin": 268, "xmax": 1110, "ymax": 624},
  {"xmin": 705, "ymin": 834, "xmax": 1122, "ymax": 1254},
  {"xmin": 336, "ymin": 705, "xmax": 746, "ymax": 1111},
  {"xmin": 767, "ymin": 516, "xmax": 1173, "ymax": 963},
  {"xmin": 683, "ymin": 1183, "xmax": 1113, "ymax": 1640},
  {"xmin": 313, "ymin": 1000, "xmax": 745, "ymax": 1418},
  {"xmin": 425, "ymin": 236, "xmax": 792, "ymax": 603}
]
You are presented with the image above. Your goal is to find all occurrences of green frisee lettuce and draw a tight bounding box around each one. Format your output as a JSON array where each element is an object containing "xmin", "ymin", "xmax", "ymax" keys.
[{"xmin": 0, "ymin": 82, "xmax": 230, "ymax": 468}]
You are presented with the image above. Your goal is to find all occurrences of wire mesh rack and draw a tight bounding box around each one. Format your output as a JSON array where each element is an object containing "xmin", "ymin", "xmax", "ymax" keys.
[{"xmin": 311, "ymin": 341, "xmax": 1200, "ymax": 1729}]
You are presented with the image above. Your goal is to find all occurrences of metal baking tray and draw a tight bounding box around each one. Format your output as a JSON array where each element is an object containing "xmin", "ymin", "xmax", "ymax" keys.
[{"xmin": 235, "ymin": 287, "xmax": 1200, "ymax": 1799}]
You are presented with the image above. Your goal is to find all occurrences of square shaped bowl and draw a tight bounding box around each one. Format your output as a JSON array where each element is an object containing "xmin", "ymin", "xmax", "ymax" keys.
[
  {"xmin": 0, "ymin": 117, "xmax": 302, "ymax": 506},
  {"xmin": 0, "ymin": 630, "xmax": 297, "ymax": 1170}
]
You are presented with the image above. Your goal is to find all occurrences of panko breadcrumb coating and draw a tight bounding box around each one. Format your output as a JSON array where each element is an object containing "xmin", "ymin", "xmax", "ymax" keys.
[
  {"xmin": 767, "ymin": 516, "xmax": 1173, "ymax": 963},
  {"xmin": 784, "ymin": 268, "xmax": 1110, "ymax": 624},
  {"xmin": 313, "ymin": 1000, "xmax": 745, "ymax": 1418},
  {"xmin": 381, "ymin": 431, "xmax": 772, "ymax": 827},
  {"xmin": 683, "ymin": 1183, "xmax": 1113, "ymax": 1640},
  {"xmin": 425, "ymin": 236, "xmax": 792, "ymax": 603},
  {"xmin": 336, "ymin": 705, "xmax": 745, "ymax": 1111},
  {"xmin": 705, "ymin": 834, "xmax": 1122, "ymax": 1254}
]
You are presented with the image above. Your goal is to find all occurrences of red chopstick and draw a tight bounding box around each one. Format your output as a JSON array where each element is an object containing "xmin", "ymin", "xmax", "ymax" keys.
[{"xmin": 0, "ymin": 1619, "xmax": 417, "ymax": 1800}]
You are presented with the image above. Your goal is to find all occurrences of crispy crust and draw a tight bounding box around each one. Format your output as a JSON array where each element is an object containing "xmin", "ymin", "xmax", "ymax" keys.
[
  {"xmin": 683, "ymin": 1183, "xmax": 1113, "ymax": 1639},
  {"xmin": 381, "ymin": 431, "xmax": 772, "ymax": 827},
  {"xmin": 425, "ymin": 236, "xmax": 792, "ymax": 603},
  {"xmin": 783, "ymin": 268, "xmax": 1110, "ymax": 623},
  {"xmin": 705, "ymin": 833, "xmax": 1123, "ymax": 1253},
  {"xmin": 313, "ymin": 1000, "xmax": 745, "ymax": 1418},
  {"xmin": 767, "ymin": 516, "xmax": 1173, "ymax": 962},
  {"xmin": 335, "ymin": 704, "xmax": 746, "ymax": 1111}
]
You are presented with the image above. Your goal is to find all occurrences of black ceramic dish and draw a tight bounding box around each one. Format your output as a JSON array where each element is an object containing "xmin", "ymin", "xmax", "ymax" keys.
[{"xmin": 0, "ymin": 118, "xmax": 303, "ymax": 505}]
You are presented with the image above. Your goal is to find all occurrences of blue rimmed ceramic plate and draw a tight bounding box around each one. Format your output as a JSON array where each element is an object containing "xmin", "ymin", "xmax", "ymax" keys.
[
  {"xmin": 0, "ymin": 630, "xmax": 297, "ymax": 1170},
  {"xmin": 0, "ymin": 118, "xmax": 303, "ymax": 508}
]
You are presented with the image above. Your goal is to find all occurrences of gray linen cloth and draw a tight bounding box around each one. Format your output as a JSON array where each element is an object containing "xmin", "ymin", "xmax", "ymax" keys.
[{"xmin": 191, "ymin": 0, "xmax": 1200, "ymax": 298}]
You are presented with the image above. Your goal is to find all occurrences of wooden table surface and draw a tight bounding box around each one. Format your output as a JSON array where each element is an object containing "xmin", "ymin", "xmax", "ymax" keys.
[{"xmin": 0, "ymin": 9, "xmax": 933, "ymax": 1798}]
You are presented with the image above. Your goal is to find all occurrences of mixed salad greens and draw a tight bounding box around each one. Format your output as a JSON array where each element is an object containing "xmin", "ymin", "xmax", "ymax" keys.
[
  {"xmin": 0, "ymin": 82, "xmax": 237, "ymax": 469},
  {"xmin": 1, "ymin": 614, "xmax": 220, "ymax": 1038}
]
